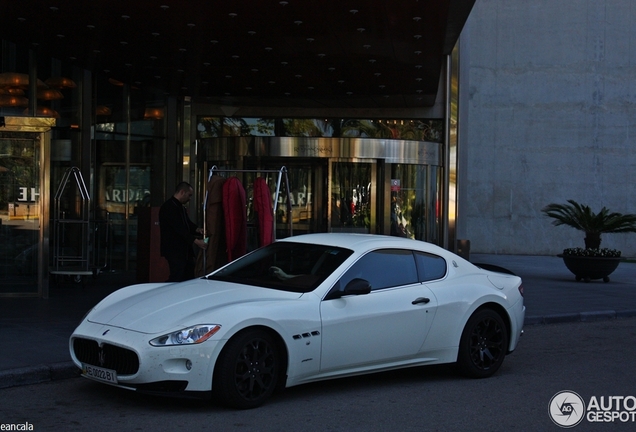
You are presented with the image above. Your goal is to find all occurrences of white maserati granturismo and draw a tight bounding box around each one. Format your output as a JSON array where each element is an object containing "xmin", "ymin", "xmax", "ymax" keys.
[{"xmin": 70, "ymin": 233, "xmax": 525, "ymax": 409}]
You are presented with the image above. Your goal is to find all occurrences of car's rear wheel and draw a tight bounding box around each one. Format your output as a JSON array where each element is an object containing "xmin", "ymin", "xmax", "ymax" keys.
[
  {"xmin": 457, "ymin": 309, "xmax": 508, "ymax": 378},
  {"xmin": 213, "ymin": 329, "xmax": 280, "ymax": 409}
]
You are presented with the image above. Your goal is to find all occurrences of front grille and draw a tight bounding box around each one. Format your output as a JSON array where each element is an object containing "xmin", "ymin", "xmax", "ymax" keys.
[{"xmin": 73, "ymin": 337, "xmax": 140, "ymax": 375}]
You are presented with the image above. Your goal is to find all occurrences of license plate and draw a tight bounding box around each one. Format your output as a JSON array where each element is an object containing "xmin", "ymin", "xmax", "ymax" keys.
[{"xmin": 82, "ymin": 364, "xmax": 118, "ymax": 384}]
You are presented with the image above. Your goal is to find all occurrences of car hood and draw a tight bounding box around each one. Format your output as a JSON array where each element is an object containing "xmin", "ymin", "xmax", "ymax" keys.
[{"xmin": 87, "ymin": 278, "xmax": 302, "ymax": 333}]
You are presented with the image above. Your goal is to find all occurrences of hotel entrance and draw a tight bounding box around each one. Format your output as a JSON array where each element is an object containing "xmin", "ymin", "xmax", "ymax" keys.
[{"xmin": 197, "ymin": 135, "xmax": 443, "ymax": 246}]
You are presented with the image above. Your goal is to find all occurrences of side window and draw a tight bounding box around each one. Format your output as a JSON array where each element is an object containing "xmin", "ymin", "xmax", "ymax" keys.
[
  {"xmin": 338, "ymin": 249, "xmax": 418, "ymax": 291},
  {"xmin": 414, "ymin": 251, "xmax": 447, "ymax": 282}
]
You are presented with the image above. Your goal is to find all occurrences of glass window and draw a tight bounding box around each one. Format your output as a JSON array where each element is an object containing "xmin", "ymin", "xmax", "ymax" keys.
[
  {"xmin": 283, "ymin": 119, "xmax": 333, "ymax": 137},
  {"xmin": 390, "ymin": 164, "xmax": 442, "ymax": 243},
  {"xmin": 0, "ymin": 132, "xmax": 40, "ymax": 293},
  {"xmin": 331, "ymin": 162, "xmax": 371, "ymax": 233},
  {"xmin": 414, "ymin": 251, "xmax": 447, "ymax": 282},
  {"xmin": 209, "ymin": 242, "xmax": 353, "ymax": 293},
  {"xmin": 337, "ymin": 249, "xmax": 418, "ymax": 291}
]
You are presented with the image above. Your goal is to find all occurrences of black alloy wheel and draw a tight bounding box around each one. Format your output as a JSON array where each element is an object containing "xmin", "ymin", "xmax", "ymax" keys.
[
  {"xmin": 457, "ymin": 309, "xmax": 508, "ymax": 378},
  {"xmin": 213, "ymin": 329, "xmax": 280, "ymax": 409}
]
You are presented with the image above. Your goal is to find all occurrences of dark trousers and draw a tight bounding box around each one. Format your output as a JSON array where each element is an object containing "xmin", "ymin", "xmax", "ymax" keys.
[{"xmin": 165, "ymin": 254, "xmax": 195, "ymax": 282}]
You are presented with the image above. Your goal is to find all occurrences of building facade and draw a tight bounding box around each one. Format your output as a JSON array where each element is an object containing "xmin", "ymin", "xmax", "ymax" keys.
[
  {"xmin": 1, "ymin": 1, "xmax": 472, "ymax": 297},
  {"xmin": 461, "ymin": 0, "xmax": 636, "ymax": 256}
]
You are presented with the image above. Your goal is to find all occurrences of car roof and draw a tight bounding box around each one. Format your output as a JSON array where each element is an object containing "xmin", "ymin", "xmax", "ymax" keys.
[{"xmin": 278, "ymin": 233, "xmax": 452, "ymax": 257}]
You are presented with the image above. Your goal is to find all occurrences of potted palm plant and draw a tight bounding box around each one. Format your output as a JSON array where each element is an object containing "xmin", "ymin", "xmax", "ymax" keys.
[{"xmin": 541, "ymin": 200, "xmax": 636, "ymax": 282}]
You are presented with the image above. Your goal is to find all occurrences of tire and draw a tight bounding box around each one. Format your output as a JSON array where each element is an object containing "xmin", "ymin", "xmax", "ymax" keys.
[
  {"xmin": 213, "ymin": 329, "xmax": 280, "ymax": 409},
  {"xmin": 456, "ymin": 309, "xmax": 508, "ymax": 378}
]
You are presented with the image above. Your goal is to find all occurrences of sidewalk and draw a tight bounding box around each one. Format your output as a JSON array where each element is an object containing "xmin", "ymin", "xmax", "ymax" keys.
[{"xmin": 1, "ymin": 255, "xmax": 635, "ymax": 389}]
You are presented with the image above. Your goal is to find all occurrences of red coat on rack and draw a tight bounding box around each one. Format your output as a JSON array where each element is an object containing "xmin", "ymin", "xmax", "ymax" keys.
[{"xmin": 223, "ymin": 177, "xmax": 247, "ymax": 261}]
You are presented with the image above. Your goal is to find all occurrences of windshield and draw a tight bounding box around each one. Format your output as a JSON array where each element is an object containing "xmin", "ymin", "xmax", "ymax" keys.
[{"xmin": 207, "ymin": 242, "xmax": 353, "ymax": 293}]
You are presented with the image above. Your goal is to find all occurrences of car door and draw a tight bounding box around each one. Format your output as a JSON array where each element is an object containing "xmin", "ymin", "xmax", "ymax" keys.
[{"xmin": 319, "ymin": 249, "xmax": 437, "ymax": 373}]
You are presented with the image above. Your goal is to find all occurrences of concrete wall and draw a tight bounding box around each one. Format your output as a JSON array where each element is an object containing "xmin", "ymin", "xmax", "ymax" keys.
[{"xmin": 461, "ymin": 0, "xmax": 636, "ymax": 256}]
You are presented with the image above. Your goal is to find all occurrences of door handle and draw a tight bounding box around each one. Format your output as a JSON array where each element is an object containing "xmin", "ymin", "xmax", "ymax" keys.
[{"xmin": 412, "ymin": 297, "xmax": 430, "ymax": 305}]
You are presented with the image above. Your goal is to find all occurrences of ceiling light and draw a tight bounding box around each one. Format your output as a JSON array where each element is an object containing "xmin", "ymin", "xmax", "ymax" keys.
[
  {"xmin": 294, "ymin": 20, "xmax": 302, "ymax": 25},
  {"xmin": 121, "ymin": 15, "xmax": 130, "ymax": 20},
  {"xmin": 350, "ymin": 9, "xmax": 358, "ymax": 14},
  {"xmin": 413, "ymin": 17, "xmax": 421, "ymax": 21},
  {"xmin": 357, "ymin": 28, "xmax": 365, "ymax": 32},
  {"xmin": 229, "ymin": 13, "xmax": 237, "ymax": 17},
  {"xmin": 45, "ymin": 77, "xmax": 76, "ymax": 88},
  {"xmin": 160, "ymin": 5, "xmax": 169, "ymax": 10}
]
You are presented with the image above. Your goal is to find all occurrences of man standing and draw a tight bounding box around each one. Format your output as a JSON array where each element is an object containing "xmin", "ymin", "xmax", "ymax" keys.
[{"xmin": 159, "ymin": 182, "xmax": 207, "ymax": 282}]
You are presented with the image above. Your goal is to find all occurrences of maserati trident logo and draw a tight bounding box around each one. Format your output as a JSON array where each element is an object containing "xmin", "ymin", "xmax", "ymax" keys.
[{"xmin": 98, "ymin": 347, "xmax": 106, "ymax": 367}]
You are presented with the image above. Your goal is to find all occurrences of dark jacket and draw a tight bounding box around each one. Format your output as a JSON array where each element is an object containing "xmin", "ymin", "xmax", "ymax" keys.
[{"xmin": 159, "ymin": 196, "xmax": 199, "ymax": 259}]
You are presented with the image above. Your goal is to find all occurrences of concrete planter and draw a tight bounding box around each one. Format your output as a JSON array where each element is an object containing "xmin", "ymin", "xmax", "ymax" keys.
[{"xmin": 558, "ymin": 254, "xmax": 621, "ymax": 283}]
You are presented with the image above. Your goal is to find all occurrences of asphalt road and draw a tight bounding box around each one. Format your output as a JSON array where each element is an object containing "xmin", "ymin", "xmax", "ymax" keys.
[{"xmin": 1, "ymin": 318, "xmax": 635, "ymax": 431}]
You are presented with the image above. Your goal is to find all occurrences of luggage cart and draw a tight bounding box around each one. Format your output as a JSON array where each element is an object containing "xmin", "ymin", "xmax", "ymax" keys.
[{"xmin": 50, "ymin": 167, "xmax": 93, "ymax": 285}]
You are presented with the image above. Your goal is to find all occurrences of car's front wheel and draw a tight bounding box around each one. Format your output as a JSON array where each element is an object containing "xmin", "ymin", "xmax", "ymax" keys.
[
  {"xmin": 213, "ymin": 328, "xmax": 280, "ymax": 409},
  {"xmin": 456, "ymin": 309, "xmax": 508, "ymax": 378}
]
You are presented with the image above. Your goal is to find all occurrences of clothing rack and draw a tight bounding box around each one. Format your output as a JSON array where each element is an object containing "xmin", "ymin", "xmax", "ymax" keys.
[{"xmin": 202, "ymin": 166, "xmax": 293, "ymax": 271}]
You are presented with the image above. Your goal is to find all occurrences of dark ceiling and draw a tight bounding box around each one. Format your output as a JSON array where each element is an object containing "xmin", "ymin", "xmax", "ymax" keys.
[{"xmin": 1, "ymin": 0, "xmax": 475, "ymax": 109}]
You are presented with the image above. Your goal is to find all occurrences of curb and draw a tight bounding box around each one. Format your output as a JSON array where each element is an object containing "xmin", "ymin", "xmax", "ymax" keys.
[
  {"xmin": 0, "ymin": 361, "xmax": 79, "ymax": 390},
  {"xmin": 524, "ymin": 309, "xmax": 636, "ymax": 326}
]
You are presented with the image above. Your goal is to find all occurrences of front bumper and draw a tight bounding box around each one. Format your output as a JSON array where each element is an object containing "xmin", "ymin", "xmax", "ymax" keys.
[{"xmin": 70, "ymin": 320, "xmax": 225, "ymax": 394}]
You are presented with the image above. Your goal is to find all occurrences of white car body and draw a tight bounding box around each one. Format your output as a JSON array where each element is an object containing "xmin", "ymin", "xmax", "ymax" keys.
[{"xmin": 70, "ymin": 234, "xmax": 525, "ymax": 408}]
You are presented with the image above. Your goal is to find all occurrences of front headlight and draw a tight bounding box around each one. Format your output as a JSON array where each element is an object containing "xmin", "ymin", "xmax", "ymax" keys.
[{"xmin": 149, "ymin": 324, "xmax": 221, "ymax": 347}]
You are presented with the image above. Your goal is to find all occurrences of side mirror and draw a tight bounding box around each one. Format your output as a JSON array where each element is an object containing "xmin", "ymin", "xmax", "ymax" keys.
[
  {"xmin": 325, "ymin": 278, "xmax": 372, "ymax": 300},
  {"xmin": 343, "ymin": 278, "xmax": 372, "ymax": 295}
]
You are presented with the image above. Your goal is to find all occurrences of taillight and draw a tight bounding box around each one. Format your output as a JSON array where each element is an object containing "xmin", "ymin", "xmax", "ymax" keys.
[{"xmin": 518, "ymin": 284, "xmax": 524, "ymax": 297}]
